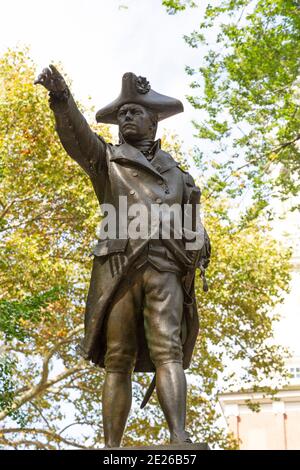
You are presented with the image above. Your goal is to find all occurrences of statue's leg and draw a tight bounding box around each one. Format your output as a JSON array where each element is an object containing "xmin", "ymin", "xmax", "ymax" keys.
[
  {"xmin": 102, "ymin": 371, "xmax": 132, "ymax": 448},
  {"xmin": 156, "ymin": 362, "xmax": 190, "ymax": 443},
  {"xmin": 142, "ymin": 266, "xmax": 190, "ymax": 443},
  {"xmin": 103, "ymin": 275, "xmax": 143, "ymax": 448}
]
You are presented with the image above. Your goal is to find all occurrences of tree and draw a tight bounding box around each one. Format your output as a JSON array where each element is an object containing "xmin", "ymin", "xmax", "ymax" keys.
[
  {"xmin": 0, "ymin": 48, "xmax": 109, "ymax": 449},
  {"xmin": 163, "ymin": 0, "xmax": 300, "ymax": 217},
  {"xmin": 0, "ymin": 48, "xmax": 290, "ymax": 449}
]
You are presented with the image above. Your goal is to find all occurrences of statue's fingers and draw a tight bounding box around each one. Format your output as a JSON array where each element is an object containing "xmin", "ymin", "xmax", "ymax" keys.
[
  {"xmin": 49, "ymin": 64, "xmax": 61, "ymax": 77},
  {"xmin": 34, "ymin": 73, "xmax": 46, "ymax": 85},
  {"xmin": 34, "ymin": 67, "xmax": 51, "ymax": 83},
  {"xmin": 41, "ymin": 67, "xmax": 51, "ymax": 77}
]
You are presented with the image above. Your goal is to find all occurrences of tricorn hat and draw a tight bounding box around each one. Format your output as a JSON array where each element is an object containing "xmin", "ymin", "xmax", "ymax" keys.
[{"xmin": 96, "ymin": 72, "xmax": 184, "ymax": 124}]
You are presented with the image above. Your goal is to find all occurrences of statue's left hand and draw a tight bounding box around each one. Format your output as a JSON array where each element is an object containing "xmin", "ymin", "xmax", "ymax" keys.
[{"xmin": 34, "ymin": 65, "xmax": 67, "ymax": 93}]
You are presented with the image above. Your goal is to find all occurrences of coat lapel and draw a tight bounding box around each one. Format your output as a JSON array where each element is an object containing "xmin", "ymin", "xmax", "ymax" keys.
[
  {"xmin": 110, "ymin": 143, "xmax": 179, "ymax": 178},
  {"xmin": 150, "ymin": 148, "xmax": 178, "ymax": 174},
  {"xmin": 110, "ymin": 143, "xmax": 162, "ymax": 179}
]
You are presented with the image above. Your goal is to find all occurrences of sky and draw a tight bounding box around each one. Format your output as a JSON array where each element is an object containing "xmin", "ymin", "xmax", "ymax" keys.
[
  {"xmin": 1, "ymin": 0, "xmax": 299, "ymax": 356},
  {"xmin": 0, "ymin": 0, "xmax": 207, "ymax": 150}
]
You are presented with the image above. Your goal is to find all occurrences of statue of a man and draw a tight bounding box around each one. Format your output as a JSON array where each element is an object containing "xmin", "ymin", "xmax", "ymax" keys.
[{"xmin": 35, "ymin": 66, "xmax": 210, "ymax": 448}]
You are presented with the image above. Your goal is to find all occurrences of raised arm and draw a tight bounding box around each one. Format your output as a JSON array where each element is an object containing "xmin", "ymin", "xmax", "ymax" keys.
[{"xmin": 35, "ymin": 65, "xmax": 106, "ymax": 176}]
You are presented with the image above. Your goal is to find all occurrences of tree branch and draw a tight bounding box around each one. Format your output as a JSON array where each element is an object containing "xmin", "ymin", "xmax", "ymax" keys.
[
  {"xmin": 0, "ymin": 361, "xmax": 87, "ymax": 421},
  {"xmin": 0, "ymin": 196, "xmax": 34, "ymax": 220},
  {"xmin": 59, "ymin": 421, "xmax": 95, "ymax": 435},
  {"xmin": 38, "ymin": 325, "xmax": 83, "ymax": 388},
  {"xmin": 272, "ymin": 133, "xmax": 300, "ymax": 154},
  {"xmin": 0, "ymin": 428, "xmax": 96, "ymax": 449}
]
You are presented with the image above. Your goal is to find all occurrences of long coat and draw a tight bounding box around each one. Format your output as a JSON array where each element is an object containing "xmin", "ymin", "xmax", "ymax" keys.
[{"xmin": 50, "ymin": 94, "xmax": 205, "ymax": 372}]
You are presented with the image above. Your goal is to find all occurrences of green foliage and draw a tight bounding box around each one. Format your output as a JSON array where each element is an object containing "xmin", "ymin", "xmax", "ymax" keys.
[
  {"xmin": 0, "ymin": 357, "xmax": 26, "ymax": 425},
  {"xmin": 0, "ymin": 48, "xmax": 291, "ymax": 450},
  {"xmin": 164, "ymin": 0, "xmax": 300, "ymax": 216},
  {"xmin": 162, "ymin": 0, "xmax": 197, "ymax": 15},
  {"xmin": 186, "ymin": 195, "xmax": 291, "ymax": 447},
  {"xmin": 0, "ymin": 48, "xmax": 111, "ymax": 447},
  {"xmin": 0, "ymin": 357, "xmax": 16, "ymax": 411},
  {"xmin": 0, "ymin": 288, "xmax": 62, "ymax": 341}
]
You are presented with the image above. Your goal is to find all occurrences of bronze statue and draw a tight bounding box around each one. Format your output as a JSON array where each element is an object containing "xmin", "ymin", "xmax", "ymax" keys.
[{"xmin": 35, "ymin": 66, "xmax": 211, "ymax": 448}]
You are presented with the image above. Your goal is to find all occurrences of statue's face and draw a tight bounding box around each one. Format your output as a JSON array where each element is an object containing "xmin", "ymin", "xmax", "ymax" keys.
[{"xmin": 117, "ymin": 103, "xmax": 156, "ymax": 141}]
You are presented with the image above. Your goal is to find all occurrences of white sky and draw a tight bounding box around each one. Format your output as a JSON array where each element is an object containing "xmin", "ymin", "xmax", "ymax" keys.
[
  {"xmin": 1, "ymin": 0, "xmax": 299, "ymax": 356},
  {"xmin": 0, "ymin": 0, "xmax": 207, "ymax": 150}
]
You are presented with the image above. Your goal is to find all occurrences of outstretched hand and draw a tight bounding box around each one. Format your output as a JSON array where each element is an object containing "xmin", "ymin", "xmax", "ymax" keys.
[{"xmin": 34, "ymin": 65, "xmax": 67, "ymax": 93}]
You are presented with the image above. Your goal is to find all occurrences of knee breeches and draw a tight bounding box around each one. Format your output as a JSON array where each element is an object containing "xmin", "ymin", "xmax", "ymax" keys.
[{"xmin": 104, "ymin": 264, "xmax": 184, "ymax": 373}]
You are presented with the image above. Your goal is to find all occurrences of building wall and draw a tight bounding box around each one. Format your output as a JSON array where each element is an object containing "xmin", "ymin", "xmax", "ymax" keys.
[
  {"xmin": 219, "ymin": 388, "xmax": 300, "ymax": 450},
  {"xmin": 219, "ymin": 200, "xmax": 300, "ymax": 450}
]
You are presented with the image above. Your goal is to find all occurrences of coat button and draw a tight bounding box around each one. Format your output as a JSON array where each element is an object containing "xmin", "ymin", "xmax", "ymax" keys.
[
  {"xmin": 132, "ymin": 172, "xmax": 138, "ymax": 177},
  {"xmin": 130, "ymin": 190, "xmax": 135, "ymax": 195},
  {"xmin": 156, "ymin": 198, "xmax": 162, "ymax": 204}
]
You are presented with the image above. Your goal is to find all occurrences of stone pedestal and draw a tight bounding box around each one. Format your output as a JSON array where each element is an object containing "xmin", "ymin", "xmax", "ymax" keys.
[{"xmin": 104, "ymin": 443, "xmax": 209, "ymax": 451}]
